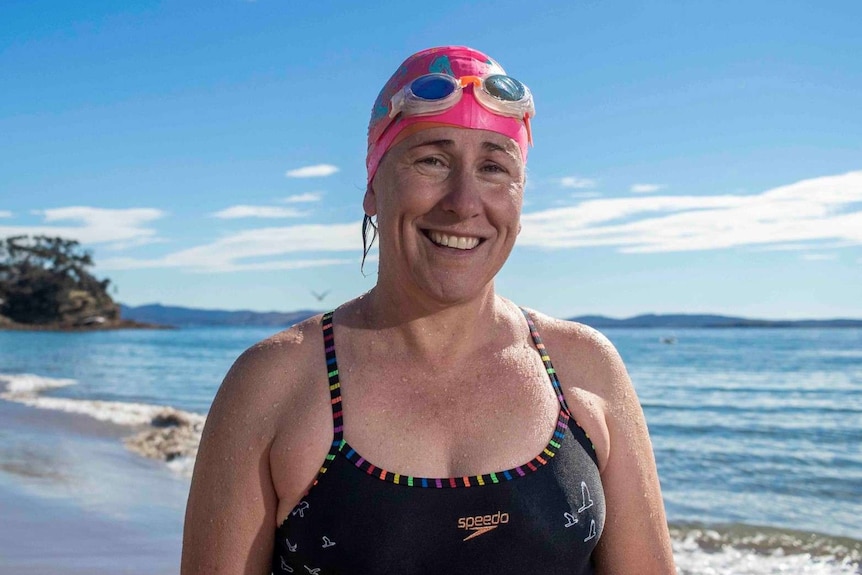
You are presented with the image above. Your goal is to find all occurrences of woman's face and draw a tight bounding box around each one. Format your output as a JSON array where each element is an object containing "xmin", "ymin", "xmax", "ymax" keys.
[{"xmin": 365, "ymin": 125, "xmax": 526, "ymax": 305}]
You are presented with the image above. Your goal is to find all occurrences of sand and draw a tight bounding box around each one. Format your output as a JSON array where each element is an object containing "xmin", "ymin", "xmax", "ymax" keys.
[{"xmin": 0, "ymin": 398, "xmax": 189, "ymax": 574}]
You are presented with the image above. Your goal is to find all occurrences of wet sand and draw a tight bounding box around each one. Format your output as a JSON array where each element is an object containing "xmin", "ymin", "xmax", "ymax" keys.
[{"xmin": 0, "ymin": 398, "xmax": 188, "ymax": 574}]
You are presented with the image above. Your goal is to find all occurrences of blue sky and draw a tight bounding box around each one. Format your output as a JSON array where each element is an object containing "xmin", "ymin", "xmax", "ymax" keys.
[{"xmin": 2, "ymin": 1, "xmax": 860, "ymax": 319}]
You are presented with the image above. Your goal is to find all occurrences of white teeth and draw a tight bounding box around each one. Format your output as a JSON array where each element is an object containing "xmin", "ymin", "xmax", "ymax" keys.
[{"xmin": 428, "ymin": 231, "xmax": 480, "ymax": 250}]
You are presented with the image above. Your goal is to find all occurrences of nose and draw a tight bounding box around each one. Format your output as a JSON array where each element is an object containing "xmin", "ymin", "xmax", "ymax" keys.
[{"xmin": 438, "ymin": 165, "xmax": 482, "ymax": 220}]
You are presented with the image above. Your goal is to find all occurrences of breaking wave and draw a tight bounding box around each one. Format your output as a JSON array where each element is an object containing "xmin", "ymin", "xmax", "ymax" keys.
[
  {"xmin": 0, "ymin": 373, "xmax": 204, "ymax": 477},
  {"xmin": 671, "ymin": 523, "xmax": 862, "ymax": 574}
]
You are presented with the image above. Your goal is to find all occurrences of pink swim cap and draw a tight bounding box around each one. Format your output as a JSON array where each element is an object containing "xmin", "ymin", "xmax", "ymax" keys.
[{"xmin": 366, "ymin": 46, "xmax": 531, "ymax": 184}]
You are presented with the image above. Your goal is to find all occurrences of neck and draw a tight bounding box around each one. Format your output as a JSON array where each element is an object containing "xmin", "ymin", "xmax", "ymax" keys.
[{"xmin": 351, "ymin": 285, "xmax": 514, "ymax": 363}]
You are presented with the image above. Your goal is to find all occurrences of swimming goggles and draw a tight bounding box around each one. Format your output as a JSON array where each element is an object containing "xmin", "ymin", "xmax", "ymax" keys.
[{"xmin": 387, "ymin": 73, "xmax": 535, "ymax": 143}]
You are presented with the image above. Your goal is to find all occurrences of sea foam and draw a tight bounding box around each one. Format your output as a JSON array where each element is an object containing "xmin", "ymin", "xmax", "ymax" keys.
[
  {"xmin": 671, "ymin": 524, "xmax": 862, "ymax": 574},
  {"xmin": 0, "ymin": 373, "xmax": 204, "ymax": 476},
  {"xmin": 1, "ymin": 373, "xmax": 77, "ymax": 395}
]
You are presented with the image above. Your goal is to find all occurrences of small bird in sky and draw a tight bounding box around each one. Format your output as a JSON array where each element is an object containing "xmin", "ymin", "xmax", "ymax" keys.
[{"xmin": 311, "ymin": 290, "xmax": 330, "ymax": 302}]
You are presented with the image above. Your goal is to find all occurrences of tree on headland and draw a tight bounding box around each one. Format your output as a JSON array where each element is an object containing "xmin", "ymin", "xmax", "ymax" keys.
[{"xmin": 0, "ymin": 235, "xmax": 119, "ymax": 326}]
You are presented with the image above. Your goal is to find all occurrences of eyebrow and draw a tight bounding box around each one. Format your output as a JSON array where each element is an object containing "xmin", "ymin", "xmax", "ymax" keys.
[
  {"xmin": 409, "ymin": 139, "xmax": 517, "ymax": 154},
  {"xmin": 409, "ymin": 138, "xmax": 454, "ymax": 150},
  {"xmin": 481, "ymin": 141, "xmax": 513, "ymax": 154}
]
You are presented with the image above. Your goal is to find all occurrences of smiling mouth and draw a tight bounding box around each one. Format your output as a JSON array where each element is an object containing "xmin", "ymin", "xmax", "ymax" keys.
[{"xmin": 425, "ymin": 230, "xmax": 482, "ymax": 250}]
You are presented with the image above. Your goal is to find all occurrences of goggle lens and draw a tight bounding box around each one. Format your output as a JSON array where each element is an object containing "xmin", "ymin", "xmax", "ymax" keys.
[
  {"xmin": 410, "ymin": 75, "xmax": 457, "ymax": 100},
  {"xmin": 484, "ymin": 74, "xmax": 526, "ymax": 102}
]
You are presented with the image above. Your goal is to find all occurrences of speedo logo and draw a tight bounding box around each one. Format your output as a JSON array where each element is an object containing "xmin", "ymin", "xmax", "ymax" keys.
[{"xmin": 457, "ymin": 511, "xmax": 510, "ymax": 541}]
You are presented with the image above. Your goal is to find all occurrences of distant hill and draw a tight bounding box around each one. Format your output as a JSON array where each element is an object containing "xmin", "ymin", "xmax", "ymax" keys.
[
  {"xmin": 569, "ymin": 313, "xmax": 862, "ymax": 328},
  {"xmin": 120, "ymin": 304, "xmax": 320, "ymax": 327},
  {"xmin": 119, "ymin": 304, "xmax": 862, "ymax": 329}
]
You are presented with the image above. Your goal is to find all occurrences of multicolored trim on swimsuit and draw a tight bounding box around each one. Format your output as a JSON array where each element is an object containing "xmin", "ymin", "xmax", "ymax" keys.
[
  {"xmin": 309, "ymin": 311, "xmax": 344, "ymax": 488},
  {"xmin": 521, "ymin": 307, "xmax": 597, "ymax": 458},
  {"xmin": 339, "ymin": 409, "xmax": 572, "ymax": 488},
  {"xmin": 520, "ymin": 307, "xmax": 573, "ymax": 416},
  {"xmin": 320, "ymin": 307, "xmax": 596, "ymax": 488}
]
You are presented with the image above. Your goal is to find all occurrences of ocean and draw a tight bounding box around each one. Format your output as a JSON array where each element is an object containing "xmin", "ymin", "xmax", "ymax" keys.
[{"xmin": 1, "ymin": 325, "xmax": 860, "ymax": 574}]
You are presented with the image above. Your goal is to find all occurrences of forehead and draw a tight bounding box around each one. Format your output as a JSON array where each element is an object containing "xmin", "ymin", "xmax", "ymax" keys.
[{"xmin": 393, "ymin": 126, "xmax": 522, "ymax": 157}]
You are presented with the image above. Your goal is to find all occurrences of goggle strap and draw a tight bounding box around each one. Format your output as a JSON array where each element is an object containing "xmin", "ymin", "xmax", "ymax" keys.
[
  {"xmin": 388, "ymin": 90, "xmax": 403, "ymax": 119},
  {"xmin": 458, "ymin": 76, "xmax": 482, "ymax": 89}
]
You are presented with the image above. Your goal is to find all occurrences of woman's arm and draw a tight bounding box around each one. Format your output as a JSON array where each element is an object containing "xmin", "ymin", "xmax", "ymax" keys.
[
  {"xmin": 535, "ymin": 313, "xmax": 675, "ymax": 574},
  {"xmin": 181, "ymin": 345, "xmax": 282, "ymax": 575},
  {"xmin": 583, "ymin": 331, "xmax": 676, "ymax": 574}
]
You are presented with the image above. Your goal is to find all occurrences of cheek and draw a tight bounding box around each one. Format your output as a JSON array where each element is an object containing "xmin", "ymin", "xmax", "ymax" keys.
[
  {"xmin": 513, "ymin": 182, "xmax": 525, "ymax": 204},
  {"xmin": 372, "ymin": 185, "xmax": 430, "ymax": 238},
  {"xmin": 500, "ymin": 186, "xmax": 525, "ymax": 232},
  {"xmin": 381, "ymin": 178, "xmax": 440, "ymax": 218},
  {"xmin": 505, "ymin": 182, "xmax": 525, "ymax": 212}
]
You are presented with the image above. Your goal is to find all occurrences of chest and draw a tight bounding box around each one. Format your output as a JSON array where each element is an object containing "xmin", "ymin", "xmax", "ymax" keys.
[{"xmin": 336, "ymin": 343, "xmax": 562, "ymax": 478}]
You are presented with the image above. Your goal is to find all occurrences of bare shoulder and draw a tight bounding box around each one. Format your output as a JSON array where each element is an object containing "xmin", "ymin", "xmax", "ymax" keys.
[
  {"xmin": 522, "ymin": 308, "xmax": 638, "ymax": 471},
  {"xmin": 207, "ymin": 314, "xmax": 326, "ymax": 432},
  {"xmin": 524, "ymin": 308, "xmax": 630, "ymax": 403},
  {"xmin": 190, "ymin": 313, "xmax": 328, "ymax": 492}
]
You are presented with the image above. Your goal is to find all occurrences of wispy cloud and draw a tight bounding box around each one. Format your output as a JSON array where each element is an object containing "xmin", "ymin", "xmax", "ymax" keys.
[
  {"xmin": 98, "ymin": 222, "xmax": 363, "ymax": 273},
  {"xmin": 3, "ymin": 204, "xmax": 360, "ymax": 274},
  {"xmin": 559, "ymin": 176, "xmax": 597, "ymax": 189},
  {"xmin": 520, "ymin": 171, "xmax": 862, "ymax": 254},
  {"xmin": 801, "ymin": 253, "xmax": 838, "ymax": 261},
  {"xmin": 569, "ymin": 192, "xmax": 603, "ymax": 200},
  {"xmin": 0, "ymin": 210, "xmax": 12, "ymax": 218},
  {"xmin": 285, "ymin": 164, "xmax": 339, "ymax": 178},
  {"xmin": 630, "ymin": 183, "xmax": 665, "ymax": 194},
  {"xmin": 282, "ymin": 192, "xmax": 323, "ymax": 203},
  {"xmin": 752, "ymin": 241, "xmax": 856, "ymax": 252},
  {"xmin": 0, "ymin": 207, "xmax": 164, "ymax": 248},
  {"xmin": 100, "ymin": 255, "xmax": 353, "ymax": 273},
  {"xmin": 211, "ymin": 205, "xmax": 306, "ymax": 219}
]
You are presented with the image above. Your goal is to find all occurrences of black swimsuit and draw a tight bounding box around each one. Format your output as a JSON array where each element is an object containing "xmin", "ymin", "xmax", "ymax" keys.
[{"xmin": 272, "ymin": 309, "xmax": 605, "ymax": 574}]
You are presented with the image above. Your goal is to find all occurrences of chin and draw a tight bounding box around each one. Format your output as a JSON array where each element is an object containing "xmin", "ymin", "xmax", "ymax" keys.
[{"xmin": 414, "ymin": 274, "xmax": 497, "ymax": 307}]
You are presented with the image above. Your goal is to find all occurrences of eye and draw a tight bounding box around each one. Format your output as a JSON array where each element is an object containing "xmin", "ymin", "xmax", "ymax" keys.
[
  {"xmin": 481, "ymin": 162, "xmax": 507, "ymax": 174},
  {"xmin": 417, "ymin": 156, "xmax": 447, "ymax": 168}
]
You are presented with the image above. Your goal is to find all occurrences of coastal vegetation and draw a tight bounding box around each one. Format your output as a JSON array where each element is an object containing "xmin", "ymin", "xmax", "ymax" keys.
[{"xmin": 0, "ymin": 235, "xmax": 138, "ymax": 329}]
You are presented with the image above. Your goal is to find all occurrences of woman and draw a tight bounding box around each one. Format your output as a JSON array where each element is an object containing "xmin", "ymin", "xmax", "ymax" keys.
[{"xmin": 182, "ymin": 46, "xmax": 676, "ymax": 574}]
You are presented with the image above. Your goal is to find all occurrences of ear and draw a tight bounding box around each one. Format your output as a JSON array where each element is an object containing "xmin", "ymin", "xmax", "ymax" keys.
[{"xmin": 363, "ymin": 183, "xmax": 377, "ymax": 217}]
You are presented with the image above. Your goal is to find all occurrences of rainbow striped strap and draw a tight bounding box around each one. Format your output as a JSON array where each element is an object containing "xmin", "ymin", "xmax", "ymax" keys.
[{"xmin": 520, "ymin": 307, "xmax": 574, "ymax": 417}]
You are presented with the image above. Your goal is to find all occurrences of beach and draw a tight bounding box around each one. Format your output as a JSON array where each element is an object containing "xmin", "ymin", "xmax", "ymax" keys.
[
  {"xmin": 1, "ymin": 325, "xmax": 860, "ymax": 574},
  {"xmin": 0, "ymin": 397, "xmax": 188, "ymax": 574}
]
